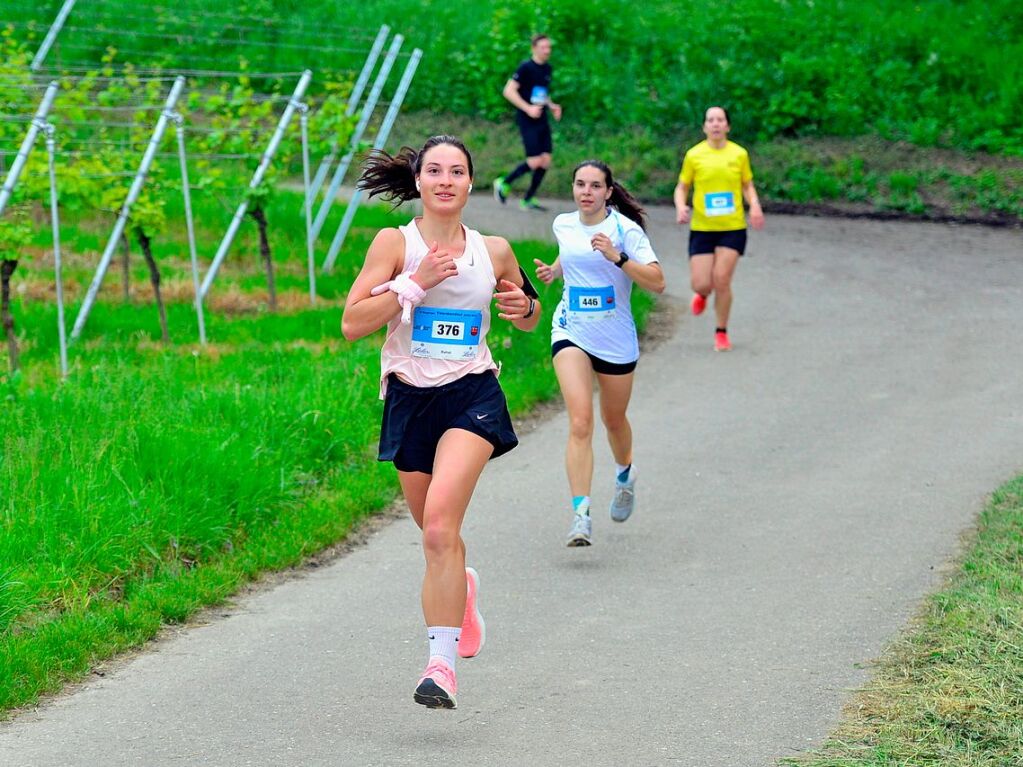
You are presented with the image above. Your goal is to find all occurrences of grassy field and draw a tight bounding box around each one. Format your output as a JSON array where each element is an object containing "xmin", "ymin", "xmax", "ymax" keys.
[
  {"xmin": 784, "ymin": 475, "xmax": 1023, "ymax": 766},
  {"xmin": 0, "ymin": 188, "xmax": 652, "ymax": 714}
]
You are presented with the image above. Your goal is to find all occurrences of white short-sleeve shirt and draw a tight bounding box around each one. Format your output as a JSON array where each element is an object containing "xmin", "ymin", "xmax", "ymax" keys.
[{"xmin": 551, "ymin": 209, "xmax": 658, "ymax": 364}]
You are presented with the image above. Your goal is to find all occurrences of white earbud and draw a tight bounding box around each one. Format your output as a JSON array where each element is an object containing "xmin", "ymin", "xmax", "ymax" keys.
[
  {"xmin": 468, "ymin": 184, "xmax": 474, "ymax": 194},
  {"xmin": 415, "ymin": 179, "xmax": 421, "ymax": 192}
]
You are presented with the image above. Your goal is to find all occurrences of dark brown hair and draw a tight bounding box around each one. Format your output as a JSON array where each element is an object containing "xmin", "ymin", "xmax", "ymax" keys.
[
  {"xmin": 572, "ymin": 160, "xmax": 647, "ymax": 230},
  {"xmin": 531, "ymin": 33, "xmax": 550, "ymax": 46},
  {"xmin": 705, "ymin": 105, "xmax": 730, "ymax": 125},
  {"xmin": 357, "ymin": 135, "xmax": 474, "ymax": 206}
]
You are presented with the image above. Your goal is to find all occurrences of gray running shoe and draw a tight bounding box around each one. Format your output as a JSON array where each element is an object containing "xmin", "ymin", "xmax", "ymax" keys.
[
  {"xmin": 610, "ymin": 467, "xmax": 637, "ymax": 522},
  {"xmin": 566, "ymin": 513, "xmax": 592, "ymax": 547}
]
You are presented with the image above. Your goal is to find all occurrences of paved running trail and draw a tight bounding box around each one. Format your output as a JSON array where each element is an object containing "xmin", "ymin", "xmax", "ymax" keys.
[{"xmin": 3, "ymin": 195, "xmax": 1022, "ymax": 766}]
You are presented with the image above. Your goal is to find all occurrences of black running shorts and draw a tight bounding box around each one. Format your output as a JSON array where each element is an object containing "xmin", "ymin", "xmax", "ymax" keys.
[
  {"xmin": 688, "ymin": 228, "xmax": 747, "ymax": 257},
  {"xmin": 517, "ymin": 116, "xmax": 553, "ymax": 157},
  {"xmin": 551, "ymin": 339, "xmax": 637, "ymax": 376},
  {"xmin": 378, "ymin": 371, "xmax": 518, "ymax": 474}
]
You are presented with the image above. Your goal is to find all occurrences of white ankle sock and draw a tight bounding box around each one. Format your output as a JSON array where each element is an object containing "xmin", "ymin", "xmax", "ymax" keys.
[
  {"xmin": 615, "ymin": 463, "xmax": 632, "ymax": 483},
  {"xmin": 427, "ymin": 626, "xmax": 461, "ymax": 668}
]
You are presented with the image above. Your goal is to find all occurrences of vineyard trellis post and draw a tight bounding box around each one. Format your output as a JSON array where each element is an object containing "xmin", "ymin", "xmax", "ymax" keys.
[
  {"xmin": 297, "ymin": 101, "xmax": 316, "ymax": 305},
  {"xmin": 310, "ymin": 34, "xmax": 404, "ymax": 242},
  {"xmin": 71, "ymin": 75, "xmax": 187, "ymax": 342},
  {"xmin": 324, "ymin": 48, "xmax": 423, "ymax": 271},
  {"xmin": 308, "ymin": 24, "xmax": 390, "ymax": 206},
  {"xmin": 0, "ymin": 81, "xmax": 59, "ymax": 217},
  {"xmin": 199, "ymin": 69, "xmax": 313, "ymax": 301},
  {"xmin": 30, "ymin": 0, "xmax": 78, "ymax": 72},
  {"xmin": 42, "ymin": 121, "xmax": 69, "ymax": 377},
  {"xmin": 171, "ymin": 113, "xmax": 206, "ymax": 345}
]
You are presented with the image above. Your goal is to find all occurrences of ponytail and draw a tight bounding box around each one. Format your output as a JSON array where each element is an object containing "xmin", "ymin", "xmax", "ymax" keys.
[
  {"xmin": 608, "ymin": 181, "xmax": 647, "ymax": 231},
  {"xmin": 357, "ymin": 146, "xmax": 419, "ymax": 205},
  {"xmin": 357, "ymin": 134, "xmax": 475, "ymax": 207},
  {"xmin": 572, "ymin": 159, "xmax": 647, "ymax": 231}
]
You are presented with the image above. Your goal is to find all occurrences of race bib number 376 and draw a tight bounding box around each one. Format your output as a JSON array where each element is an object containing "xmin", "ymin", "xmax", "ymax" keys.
[{"xmin": 411, "ymin": 307, "xmax": 482, "ymax": 360}]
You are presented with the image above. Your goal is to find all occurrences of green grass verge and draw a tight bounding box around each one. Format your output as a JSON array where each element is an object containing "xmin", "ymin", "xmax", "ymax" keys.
[
  {"xmin": 782, "ymin": 475, "xmax": 1023, "ymax": 766},
  {"xmin": 1, "ymin": 190, "xmax": 654, "ymax": 716}
]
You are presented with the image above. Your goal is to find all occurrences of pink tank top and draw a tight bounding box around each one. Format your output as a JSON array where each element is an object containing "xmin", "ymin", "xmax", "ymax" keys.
[{"xmin": 379, "ymin": 220, "xmax": 498, "ymax": 397}]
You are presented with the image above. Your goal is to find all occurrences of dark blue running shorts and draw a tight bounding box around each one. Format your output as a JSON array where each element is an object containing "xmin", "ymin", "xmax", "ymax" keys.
[
  {"xmin": 378, "ymin": 371, "xmax": 518, "ymax": 474},
  {"xmin": 688, "ymin": 228, "xmax": 747, "ymax": 257}
]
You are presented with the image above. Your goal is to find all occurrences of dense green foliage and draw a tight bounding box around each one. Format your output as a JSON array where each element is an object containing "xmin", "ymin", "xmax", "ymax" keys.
[{"xmin": 27, "ymin": 0, "xmax": 1023, "ymax": 155}]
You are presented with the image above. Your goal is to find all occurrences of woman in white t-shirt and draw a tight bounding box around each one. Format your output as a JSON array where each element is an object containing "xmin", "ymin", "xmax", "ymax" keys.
[{"xmin": 534, "ymin": 160, "xmax": 665, "ymax": 546}]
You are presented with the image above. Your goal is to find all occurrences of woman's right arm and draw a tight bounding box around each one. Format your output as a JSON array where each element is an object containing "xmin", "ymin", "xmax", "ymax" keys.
[
  {"xmin": 341, "ymin": 228, "xmax": 405, "ymax": 341},
  {"xmin": 674, "ymin": 182, "xmax": 691, "ymax": 224},
  {"xmin": 533, "ymin": 256, "xmax": 562, "ymax": 284}
]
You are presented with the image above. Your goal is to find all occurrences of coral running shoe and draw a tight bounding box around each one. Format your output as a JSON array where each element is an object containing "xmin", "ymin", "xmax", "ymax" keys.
[
  {"xmin": 691, "ymin": 293, "xmax": 707, "ymax": 316},
  {"xmin": 458, "ymin": 567, "xmax": 485, "ymax": 659},
  {"xmin": 414, "ymin": 658, "xmax": 458, "ymax": 709},
  {"xmin": 714, "ymin": 331, "xmax": 732, "ymax": 352}
]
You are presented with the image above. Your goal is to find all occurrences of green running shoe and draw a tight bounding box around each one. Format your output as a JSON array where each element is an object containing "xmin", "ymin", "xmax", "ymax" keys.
[
  {"xmin": 493, "ymin": 176, "xmax": 509, "ymax": 204},
  {"xmin": 520, "ymin": 197, "xmax": 547, "ymax": 212}
]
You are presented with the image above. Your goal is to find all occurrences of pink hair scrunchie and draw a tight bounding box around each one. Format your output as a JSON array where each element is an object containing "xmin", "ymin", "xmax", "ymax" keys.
[{"xmin": 370, "ymin": 272, "xmax": 426, "ymax": 324}]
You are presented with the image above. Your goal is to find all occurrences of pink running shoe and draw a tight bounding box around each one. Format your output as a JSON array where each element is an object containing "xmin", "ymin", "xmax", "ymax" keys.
[
  {"xmin": 458, "ymin": 567, "xmax": 485, "ymax": 659},
  {"xmin": 714, "ymin": 331, "xmax": 732, "ymax": 352},
  {"xmin": 691, "ymin": 293, "xmax": 707, "ymax": 316},
  {"xmin": 414, "ymin": 657, "xmax": 457, "ymax": 709}
]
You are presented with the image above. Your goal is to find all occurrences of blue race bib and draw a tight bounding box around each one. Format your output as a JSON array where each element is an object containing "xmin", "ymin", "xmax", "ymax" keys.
[
  {"xmin": 704, "ymin": 191, "xmax": 736, "ymax": 217},
  {"xmin": 529, "ymin": 86, "xmax": 549, "ymax": 105},
  {"xmin": 411, "ymin": 307, "xmax": 482, "ymax": 360},
  {"xmin": 568, "ymin": 285, "xmax": 616, "ymax": 323}
]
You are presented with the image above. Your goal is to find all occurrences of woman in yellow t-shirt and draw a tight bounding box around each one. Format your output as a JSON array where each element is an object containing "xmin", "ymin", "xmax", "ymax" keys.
[{"xmin": 673, "ymin": 106, "xmax": 764, "ymax": 351}]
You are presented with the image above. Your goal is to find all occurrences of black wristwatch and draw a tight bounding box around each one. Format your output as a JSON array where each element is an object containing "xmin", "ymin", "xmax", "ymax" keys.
[
  {"xmin": 523, "ymin": 297, "xmax": 536, "ymax": 319},
  {"xmin": 614, "ymin": 252, "xmax": 629, "ymax": 268}
]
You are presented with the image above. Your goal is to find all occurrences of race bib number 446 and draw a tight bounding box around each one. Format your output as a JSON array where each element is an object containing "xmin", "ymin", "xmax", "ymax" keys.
[
  {"xmin": 411, "ymin": 307, "xmax": 482, "ymax": 360},
  {"xmin": 568, "ymin": 285, "xmax": 616, "ymax": 322}
]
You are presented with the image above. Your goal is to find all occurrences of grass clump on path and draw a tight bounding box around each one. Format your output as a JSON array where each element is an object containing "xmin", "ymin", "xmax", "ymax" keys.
[{"xmin": 784, "ymin": 475, "xmax": 1023, "ymax": 767}]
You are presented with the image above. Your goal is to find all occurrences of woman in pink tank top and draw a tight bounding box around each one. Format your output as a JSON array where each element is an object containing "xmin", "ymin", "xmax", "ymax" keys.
[{"xmin": 342, "ymin": 136, "xmax": 542, "ymax": 710}]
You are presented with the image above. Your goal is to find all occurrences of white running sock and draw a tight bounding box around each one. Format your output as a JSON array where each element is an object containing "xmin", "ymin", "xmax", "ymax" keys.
[
  {"xmin": 615, "ymin": 463, "xmax": 632, "ymax": 483},
  {"xmin": 427, "ymin": 626, "xmax": 461, "ymax": 668}
]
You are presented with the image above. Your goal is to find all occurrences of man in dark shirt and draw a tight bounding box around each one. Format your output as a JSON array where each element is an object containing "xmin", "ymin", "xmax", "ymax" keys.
[{"xmin": 493, "ymin": 34, "xmax": 562, "ymax": 211}]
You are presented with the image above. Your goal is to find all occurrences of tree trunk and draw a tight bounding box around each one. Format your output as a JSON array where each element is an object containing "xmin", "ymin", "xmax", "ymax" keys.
[
  {"xmin": 120, "ymin": 231, "xmax": 131, "ymax": 302},
  {"xmin": 1, "ymin": 259, "xmax": 20, "ymax": 372},
  {"xmin": 249, "ymin": 206, "xmax": 276, "ymax": 311},
  {"xmin": 137, "ymin": 230, "xmax": 169, "ymax": 343}
]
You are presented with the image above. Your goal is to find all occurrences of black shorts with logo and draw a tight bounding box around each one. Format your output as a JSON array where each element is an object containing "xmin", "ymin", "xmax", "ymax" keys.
[
  {"xmin": 551, "ymin": 339, "xmax": 637, "ymax": 376},
  {"xmin": 688, "ymin": 228, "xmax": 747, "ymax": 257},
  {"xmin": 517, "ymin": 115, "xmax": 553, "ymax": 157},
  {"xmin": 378, "ymin": 371, "xmax": 518, "ymax": 474}
]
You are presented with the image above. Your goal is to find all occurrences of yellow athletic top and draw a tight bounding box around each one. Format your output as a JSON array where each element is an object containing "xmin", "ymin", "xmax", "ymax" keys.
[{"xmin": 678, "ymin": 140, "xmax": 753, "ymax": 231}]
